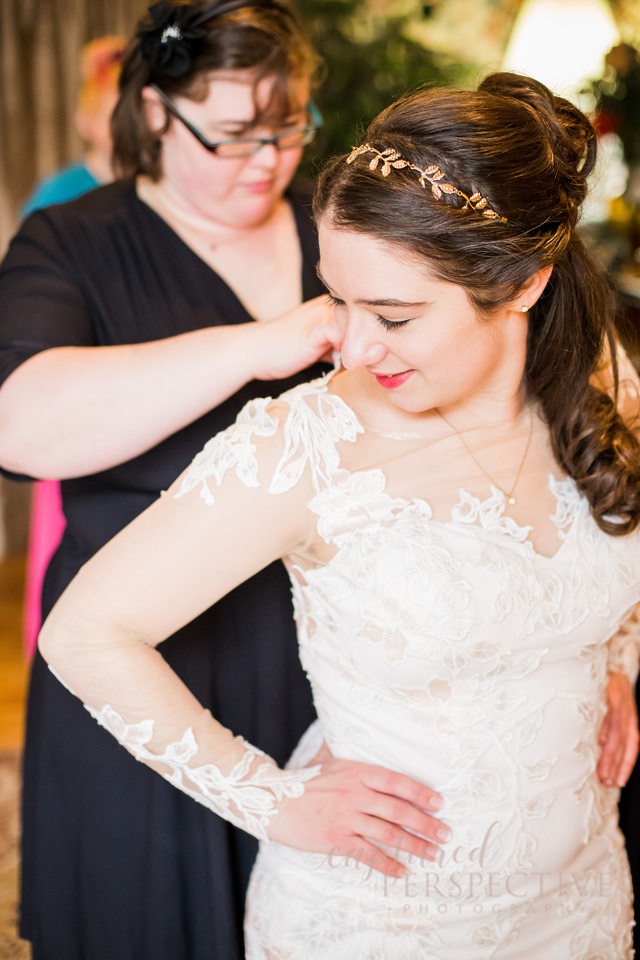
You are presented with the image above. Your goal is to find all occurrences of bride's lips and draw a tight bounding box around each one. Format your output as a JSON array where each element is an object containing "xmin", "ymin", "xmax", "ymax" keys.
[{"xmin": 372, "ymin": 370, "xmax": 414, "ymax": 389}]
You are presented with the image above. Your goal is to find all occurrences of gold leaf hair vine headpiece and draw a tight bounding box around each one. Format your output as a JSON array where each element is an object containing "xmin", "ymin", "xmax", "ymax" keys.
[{"xmin": 346, "ymin": 143, "xmax": 507, "ymax": 223}]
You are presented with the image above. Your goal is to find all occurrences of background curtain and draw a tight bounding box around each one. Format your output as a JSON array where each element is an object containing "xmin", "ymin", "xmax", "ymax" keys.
[
  {"xmin": 0, "ymin": 0, "xmax": 147, "ymax": 555},
  {"xmin": 0, "ymin": 0, "xmax": 148, "ymax": 258}
]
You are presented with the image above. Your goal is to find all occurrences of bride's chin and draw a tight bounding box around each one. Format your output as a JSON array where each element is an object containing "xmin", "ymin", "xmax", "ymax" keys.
[{"xmin": 388, "ymin": 393, "xmax": 430, "ymax": 415}]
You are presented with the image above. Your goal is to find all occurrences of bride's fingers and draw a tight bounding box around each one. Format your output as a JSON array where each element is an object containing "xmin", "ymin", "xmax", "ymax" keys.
[
  {"xmin": 362, "ymin": 793, "xmax": 450, "ymax": 846},
  {"xmin": 598, "ymin": 729, "xmax": 620, "ymax": 786},
  {"xmin": 599, "ymin": 672, "xmax": 638, "ymax": 786},
  {"xmin": 267, "ymin": 757, "xmax": 445, "ymax": 867},
  {"xmin": 358, "ymin": 764, "xmax": 443, "ymax": 813},
  {"xmin": 616, "ymin": 713, "xmax": 639, "ymax": 786},
  {"xmin": 358, "ymin": 815, "xmax": 441, "ymax": 862},
  {"xmin": 598, "ymin": 703, "xmax": 636, "ymax": 786}
]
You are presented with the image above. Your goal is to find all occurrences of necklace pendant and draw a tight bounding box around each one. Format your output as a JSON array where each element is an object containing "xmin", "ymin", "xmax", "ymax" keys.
[{"xmin": 508, "ymin": 496, "xmax": 516, "ymax": 505}]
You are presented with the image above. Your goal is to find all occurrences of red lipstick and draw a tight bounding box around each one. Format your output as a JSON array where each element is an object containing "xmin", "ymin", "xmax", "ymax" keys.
[{"xmin": 373, "ymin": 370, "xmax": 414, "ymax": 389}]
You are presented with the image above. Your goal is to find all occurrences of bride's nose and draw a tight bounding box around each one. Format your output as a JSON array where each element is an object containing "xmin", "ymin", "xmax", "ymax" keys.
[{"xmin": 339, "ymin": 313, "xmax": 387, "ymax": 370}]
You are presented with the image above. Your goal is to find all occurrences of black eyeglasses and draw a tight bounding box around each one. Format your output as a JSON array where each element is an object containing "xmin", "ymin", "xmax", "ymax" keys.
[{"xmin": 150, "ymin": 84, "xmax": 323, "ymax": 158}]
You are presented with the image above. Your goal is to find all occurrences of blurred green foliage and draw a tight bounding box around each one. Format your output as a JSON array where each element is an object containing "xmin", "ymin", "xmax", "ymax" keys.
[
  {"xmin": 587, "ymin": 43, "xmax": 640, "ymax": 171},
  {"xmin": 298, "ymin": 0, "xmax": 471, "ymax": 177}
]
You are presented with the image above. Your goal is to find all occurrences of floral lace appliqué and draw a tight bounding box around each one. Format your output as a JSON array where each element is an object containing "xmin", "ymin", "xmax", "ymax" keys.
[
  {"xmin": 357, "ymin": 573, "xmax": 473, "ymax": 667},
  {"xmin": 310, "ymin": 468, "xmax": 420, "ymax": 545},
  {"xmin": 451, "ymin": 485, "xmax": 532, "ymax": 542},
  {"xmin": 84, "ymin": 702, "xmax": 320, "ymax": 841},
  {"xmin": 176, "ymin": 397, "xmax": 278, "ymax": 505},
  {"xmin": 176, "ymin": 377, "xmax": 364, "ymax": 507},
  {"xmin": 268, "ymin": 383, "xmax": 364, "ymax": 495},
  {"xmin": 549, "ymin": 473, "xmax": 583, "ymax": 540}
]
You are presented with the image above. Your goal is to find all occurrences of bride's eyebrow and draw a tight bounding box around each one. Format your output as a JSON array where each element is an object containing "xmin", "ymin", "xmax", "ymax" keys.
[
  {"xmin": 356, "ymin": 297, "xmax": 428, "ymax": 308},
  {"xmin": 316, "ymin": 265, "xmax": 427, "ymax": 309}
]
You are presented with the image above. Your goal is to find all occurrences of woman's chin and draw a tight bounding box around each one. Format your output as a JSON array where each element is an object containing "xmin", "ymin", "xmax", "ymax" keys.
[{"xmin": 235, "ymin": 195, "xmax": 284, "ymax": 227}]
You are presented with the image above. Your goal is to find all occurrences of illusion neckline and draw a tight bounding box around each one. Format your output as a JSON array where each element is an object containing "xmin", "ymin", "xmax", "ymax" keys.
[{"xmin": 312, "ymin": 466, "xmax": 582, "ymax": 566}]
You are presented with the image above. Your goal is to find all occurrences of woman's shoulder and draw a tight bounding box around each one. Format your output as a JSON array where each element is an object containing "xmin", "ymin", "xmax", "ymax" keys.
[
  {"xmin": 23, "ymin": 179, "xmax": 134, "ymax": 226},
  {"xmin": 0, "ymin": 181, "xmax": 137, "ymax": 292},
  {"xmin": 21, "ymin": 162, "xmax": 98, "ymax": 216},
  {"xmin": 11, "ymin": 179, "xmax": 194, "ymax": 288},
  {"xmin": 15, "ymin": 180, "xmax": 138, "ymax": 256}
]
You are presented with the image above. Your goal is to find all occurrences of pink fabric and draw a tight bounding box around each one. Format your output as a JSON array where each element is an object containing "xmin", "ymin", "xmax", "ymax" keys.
[{"xmin": 24, "ymin": 480, "xmax": 66, "ymax": 658}]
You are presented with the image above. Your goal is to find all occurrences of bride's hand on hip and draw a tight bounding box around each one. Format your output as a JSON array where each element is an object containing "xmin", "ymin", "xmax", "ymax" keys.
[
  {"xmin": 267, "ymin": 751, "xmax": 448, "ymax": 878},
  {"xmin": 250, "ymin": 295, "xmax": 341, "ymax": 381}
]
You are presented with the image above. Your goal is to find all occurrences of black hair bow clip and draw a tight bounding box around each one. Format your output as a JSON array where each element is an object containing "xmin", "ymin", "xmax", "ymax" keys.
[
  {"xmin": 138, "ymin": 0, "xmax": 288, "ymax": 79},
  {"xmin": 138, "ymin": 2, "xmax": 209, "ymax": 79}
]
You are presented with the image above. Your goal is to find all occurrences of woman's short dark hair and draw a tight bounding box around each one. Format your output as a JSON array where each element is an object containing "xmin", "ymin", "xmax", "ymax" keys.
[
  {"xmin": 314, "ymin": 72, "xmax": 640, "ymax": 537},
  {"xmin": 112, "ymin": 0, "xmax": 317, "ymax": 180}
]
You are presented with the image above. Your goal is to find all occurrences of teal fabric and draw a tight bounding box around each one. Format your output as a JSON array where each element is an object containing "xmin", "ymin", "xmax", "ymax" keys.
[{"xmin": 21, "ymin": 162, "xmax": 99, "ymax": 217}]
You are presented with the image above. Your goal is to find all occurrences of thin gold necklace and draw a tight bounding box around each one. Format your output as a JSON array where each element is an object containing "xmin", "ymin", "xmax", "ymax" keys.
[{"xmin": 435, "ymin": 407, "xmax": 534, "ymax": 506}]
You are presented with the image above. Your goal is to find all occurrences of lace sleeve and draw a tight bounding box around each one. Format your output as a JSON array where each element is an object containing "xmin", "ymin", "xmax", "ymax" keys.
[
  {"xmin": 608, "ymin": 604, "xmax": 640, "ymax": 685},
  {"xmin": 38, "ymin": 386, "xmax": 355, "ymax": 840},
  {"xmin": 593, "ymin": 340, "xmax": 640, "ymax": 430}
]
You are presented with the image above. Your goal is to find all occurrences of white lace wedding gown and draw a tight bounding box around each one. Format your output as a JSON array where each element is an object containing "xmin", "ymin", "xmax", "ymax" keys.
[
  {"xmin": 238, "ymin": 372, "xmax": 640, "ymax": 959},
  {"xmin": 41, "ymin": 367, "xmax": 640, "ymax": 959}
]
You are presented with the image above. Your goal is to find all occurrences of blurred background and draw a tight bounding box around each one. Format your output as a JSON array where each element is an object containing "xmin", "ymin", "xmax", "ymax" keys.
[{"xmin": 3, "ymin": 0, "xmax": 640, "ymax": 252}]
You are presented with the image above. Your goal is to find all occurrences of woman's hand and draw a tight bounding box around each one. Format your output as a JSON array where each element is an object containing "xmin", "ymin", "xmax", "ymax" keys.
[
  {"xmin": 597, "ymin": 671, "xmax": 639, "ymax": 787},
  {"xmin": 250, "ymin": 295, "xmax": 341, "ymax": 381},
  {"xmin": 268, "ymin": 743, "xmax": 448, "ymax": 878}
]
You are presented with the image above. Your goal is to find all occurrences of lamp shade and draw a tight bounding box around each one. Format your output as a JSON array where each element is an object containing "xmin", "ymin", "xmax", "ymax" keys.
[{"xmin": 502, "ymin": 0, "xmax": 619, "ymax": 99}]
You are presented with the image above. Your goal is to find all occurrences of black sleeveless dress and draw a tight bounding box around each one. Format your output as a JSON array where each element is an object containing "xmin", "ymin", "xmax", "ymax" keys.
[{"xmin": 0, "ymin": 178, "xmax": 326, "ymax": 960}]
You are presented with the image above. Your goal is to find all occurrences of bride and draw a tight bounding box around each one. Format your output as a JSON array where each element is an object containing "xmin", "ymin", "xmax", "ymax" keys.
[{"xmin": 39, "ymin": 72, "xmax": 640, "ymax": 957}]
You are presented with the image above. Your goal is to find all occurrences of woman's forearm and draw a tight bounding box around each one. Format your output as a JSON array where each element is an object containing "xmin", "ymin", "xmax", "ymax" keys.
[
  {"xmin": 0, "ymin": 324, "xmax": 258, "ymax": 477},
  {"xmin": 0, "ymin": 295, "xmax": 337, "ymax": 478}
]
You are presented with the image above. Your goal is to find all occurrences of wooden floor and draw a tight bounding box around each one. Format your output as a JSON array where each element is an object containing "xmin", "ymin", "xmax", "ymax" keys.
[
  {"xmin": 0, "ymin": 555, "xmax": 29, "ymax": 751},
  {"xmin": 0, "ymin": 555, "xmax": 31, "ymax": 959}
]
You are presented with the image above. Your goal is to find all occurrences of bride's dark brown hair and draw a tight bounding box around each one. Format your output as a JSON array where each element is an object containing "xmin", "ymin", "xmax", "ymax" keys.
[{"xmin": 314, "ymin": 71, "xmax": 640, "ymax": 537}]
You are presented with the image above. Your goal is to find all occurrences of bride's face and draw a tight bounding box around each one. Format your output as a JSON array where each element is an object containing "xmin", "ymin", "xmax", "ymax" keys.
[
  {"xmin": 317, "ymin": 219, "xmax": 528, "ymax": 419},
  {"xmin": 147, "ymin": 71, "xmax": 308, "ymax": 227}
]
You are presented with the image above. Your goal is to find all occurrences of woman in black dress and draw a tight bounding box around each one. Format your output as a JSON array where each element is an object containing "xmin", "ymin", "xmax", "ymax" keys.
[{"xmin": 0, "ymin": 3, "xmax": 336, "ymax": 958}]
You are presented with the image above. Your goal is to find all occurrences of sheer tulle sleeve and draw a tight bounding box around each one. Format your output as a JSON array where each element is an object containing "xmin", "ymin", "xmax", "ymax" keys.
[
  {"xmin": 607, "ymin": 605, "xmax": 640, "ymax": 685},
  {"xmin": 38, "ymin": 385, "xmax": 357, "ymax": 840},
  {"xmin": 592, "ymin": 340, "xmax": 640, "ymax": 426}
]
